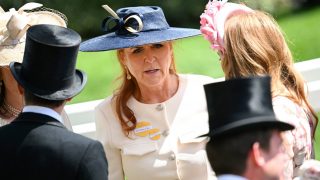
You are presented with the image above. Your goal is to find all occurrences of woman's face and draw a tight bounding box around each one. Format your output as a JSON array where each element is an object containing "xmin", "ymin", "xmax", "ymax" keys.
[
  {"xmin": 120, "ymin": 42, "xmax": 173, "ymax": 87},
  {"xmin": 1, "ymin": 66, "xmax": 19, "ymax": 92}
]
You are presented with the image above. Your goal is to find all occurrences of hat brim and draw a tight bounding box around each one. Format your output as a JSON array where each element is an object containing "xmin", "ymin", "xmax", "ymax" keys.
[
  {"xmin": 10, "ymin": 62, "xmax": 87, "ymax": 100},
  {"xmin": 205, "ymin": 116, "xmax": 294, "ymax": 138},
  {"xmin": 0, "ymin": 10, "xmax": 67, "ymax": 66},
  {"xmin": 80, "ymin": 27, "xmax": 200, "ymax": 52},
  {"xmin": 0, "ymin": 42, "xmax": 24, "ymax": 66}
]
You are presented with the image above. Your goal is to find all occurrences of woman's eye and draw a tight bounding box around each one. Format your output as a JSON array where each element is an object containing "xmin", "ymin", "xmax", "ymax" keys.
[
  {"xmin": 153, "ymin": 44, "xmax": 163, "ymax": 48},
  {"xmin": 132, "ymin": 48, "xmax": 142, "ymax": 54}
]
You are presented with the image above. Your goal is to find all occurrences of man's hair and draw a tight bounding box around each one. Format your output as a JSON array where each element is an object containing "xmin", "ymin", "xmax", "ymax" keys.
[
  {"xmin": 206, "ymin": 128, "xmax": 273, "ymax": 175},
  {"xmin": 24, "ymin": 90, "xmax": 65, "ymax": 108}
]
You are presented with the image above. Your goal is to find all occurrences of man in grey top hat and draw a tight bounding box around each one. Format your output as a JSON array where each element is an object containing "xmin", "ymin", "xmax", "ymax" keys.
[
  {"xmin": 0, "ymin": 24, "xmax": 108, "ymax": 180},
  {"xmin": 203, "ymin": 76, "xmax": 294, "ymax": 180}
]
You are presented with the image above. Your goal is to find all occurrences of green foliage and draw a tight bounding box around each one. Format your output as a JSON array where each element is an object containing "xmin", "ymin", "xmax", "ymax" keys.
[
  {"xmin": 278, "ymin": 7, "xmax": 320, "ymax": 61},
  {"xmin": 2, "ymin": 0, "xmax": 318, "ymax": 39},
  {"xmin": 1, "ymin": 0, "xmax": 209, "ymax": 38},
  {"xmin": 239, "ymin": 0, "xmax": 296, "ymax": 17}
]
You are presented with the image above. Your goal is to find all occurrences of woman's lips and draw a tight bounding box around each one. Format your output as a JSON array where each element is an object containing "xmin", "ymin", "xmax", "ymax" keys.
[{"xmin": 144, "ymin": 69, "xmax": 159, "ymax": 74}]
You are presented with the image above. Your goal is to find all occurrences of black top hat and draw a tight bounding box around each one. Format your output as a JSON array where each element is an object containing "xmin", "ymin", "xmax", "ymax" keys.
[
  {"xmin": 10, "ymin": 24, "xmax": 87, "ymax": 100},
  {"xmin": 80, "ymin": 6, "xmax": 200, "ymax": 52},
  {"xmin": 204, "ymin": 76, "xmax": 294, "ymax": 138}
]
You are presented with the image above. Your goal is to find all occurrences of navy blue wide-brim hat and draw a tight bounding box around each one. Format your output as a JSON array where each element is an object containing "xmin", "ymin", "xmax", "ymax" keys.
[
  {"xmin": 80, "ymin": 6, "xmax": 201, "ymax": 52},
  {"xmin": 204, "ymin": 76, "xmax": 294, "ymax": 138},
  {"xmin": 10, "ymin": 24, "xmax": 87, "ymax": 100}
]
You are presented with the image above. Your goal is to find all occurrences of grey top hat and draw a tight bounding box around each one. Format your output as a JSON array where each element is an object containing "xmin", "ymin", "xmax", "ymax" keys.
[
  {"xmin": 10, "ymin": 24, "xmax": 87, "ymax": 100},
  {"xmin": 80, "ymin": 6, "xmax": 200, "ymax": 52},
  {"xmin": 204, "ymin": 76, "xmax": 294, "ymax": 138}
]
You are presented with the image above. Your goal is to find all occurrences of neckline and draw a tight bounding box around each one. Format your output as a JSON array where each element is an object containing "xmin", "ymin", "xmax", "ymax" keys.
[{"xmin": 131, "ymin": 74, "xmax": 186, "ymax": 106}]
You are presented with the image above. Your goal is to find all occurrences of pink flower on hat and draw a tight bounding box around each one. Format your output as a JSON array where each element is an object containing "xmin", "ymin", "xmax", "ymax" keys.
[
  {"xmin": 200, "ymin": 0, "xmax": 252, "ymax": 52},
  {"xmin": 200, "ymin": 0, "xmax": 227, "ymax": 52}
]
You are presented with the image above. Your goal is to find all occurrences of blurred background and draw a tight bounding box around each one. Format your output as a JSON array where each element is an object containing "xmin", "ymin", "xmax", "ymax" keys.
[
  {"xmin": 1, "ymin": 0, "xmax": 319, "ymax": 40},
  {"xmin": 1, "ymin": 0, "xmax": 319, "ymax": 102},
  {"xmin": 2, "ymin": 0, "xmax": 320, "ymax": 157}
]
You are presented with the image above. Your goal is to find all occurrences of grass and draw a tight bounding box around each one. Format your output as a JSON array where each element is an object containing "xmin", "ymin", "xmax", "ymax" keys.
[
  {"xmin": 278, "ymin": 7, "xmax": 320, "ymax": 62},
  {"xmin": 72, "ymin": 7, "xmax": 320, "ymax": 158}
]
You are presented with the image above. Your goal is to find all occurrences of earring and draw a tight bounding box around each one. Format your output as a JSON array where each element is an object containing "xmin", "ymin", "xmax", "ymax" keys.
[
  {"xmin": 169, "ymin": 63, "xmax": 174, "ymax": 70},
  {"xmin": 125, "ymin": 66, "xmax": 131, "ymax": 80}
]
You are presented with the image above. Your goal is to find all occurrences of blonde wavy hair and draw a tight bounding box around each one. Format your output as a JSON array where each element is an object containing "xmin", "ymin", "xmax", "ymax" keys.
[
  {"xmin": 221, "ymin": 11, "xmax": 318, "ymax": 137},
  {"xmin": 112, "ymin": 42, "xmax": 177, "ymax": 136}
]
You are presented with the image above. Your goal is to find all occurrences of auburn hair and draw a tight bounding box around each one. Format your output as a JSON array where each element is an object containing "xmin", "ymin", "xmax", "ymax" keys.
[
  {"xmin": 113, "ymin": 42, "xmax": 177, "ymax": 136},
  {"xmin": 221, "ymin": 11, "xmax": 318, "ymax": 137}
]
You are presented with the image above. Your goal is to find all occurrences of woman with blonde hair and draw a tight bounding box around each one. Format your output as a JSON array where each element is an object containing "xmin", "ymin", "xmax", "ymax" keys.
[
  {"xmin": 0, "ymin": 3, "xmax": 72, "ymax": 129},
  {"xmin": 200, "ymin": 0, "xmax": 318, "ymax": 179}
]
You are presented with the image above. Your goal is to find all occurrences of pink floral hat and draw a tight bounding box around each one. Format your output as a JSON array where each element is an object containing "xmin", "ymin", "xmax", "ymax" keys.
[{"xmin": 200, "ymin": 0, "xmax": 252, "ymax": 52}]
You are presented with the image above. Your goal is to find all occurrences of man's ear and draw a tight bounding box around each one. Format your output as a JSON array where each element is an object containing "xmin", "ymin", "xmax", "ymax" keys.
[
  {"xmin": 251, "ymin": 142, "xmax": 266, "ymax": 167},
  {"xmin": 66, "ymin": 98, "xmax": 72, "ymax": 102},
  {"xmin": 17, "ymin": 84, "xmax": 24, "ymax": 95}
]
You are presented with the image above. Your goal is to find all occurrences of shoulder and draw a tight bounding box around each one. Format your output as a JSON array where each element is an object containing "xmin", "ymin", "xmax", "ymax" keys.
[
  {"xmin": 94, "ymin": 95, "xmax": 118, "ymax": 126},
  {"xmin": 272, "ymin": 96, "xmax": 303, "ymax": 116},
  {"xmin": 95, "ymin": 95, "xmax": 114, "ymax": 112},
  {"xmin": 94, "ymin": 95, "xmax": 124, "ymax": 146},
  {"xmin": 179, "ymin": 74, "xmax": 216, "ymax": 85},
  {"xmin": 63, "ymin": 129, "xmax": 108, "ymax": 155},
  {"xmin": 272, "ymin": 96, "xmax": 309, "ymax": 127},
  {"xmin": 57, "ymin": 126, "xmax": 100, "ymax": 145}
]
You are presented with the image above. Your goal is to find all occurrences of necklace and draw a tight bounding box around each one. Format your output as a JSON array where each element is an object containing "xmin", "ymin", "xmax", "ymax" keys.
[
  {"xmin": 0, "ymin": 118, "xmax": 9, "ymax": 126},
  {"xmin": 0, "ymin": 100, "xmax": 21, "ymax": 118}
]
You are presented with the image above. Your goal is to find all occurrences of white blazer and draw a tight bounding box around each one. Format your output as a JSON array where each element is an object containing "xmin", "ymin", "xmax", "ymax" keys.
[{"xmin": 95, "ymin": 74, "xmax": 217, "ymax": 180}]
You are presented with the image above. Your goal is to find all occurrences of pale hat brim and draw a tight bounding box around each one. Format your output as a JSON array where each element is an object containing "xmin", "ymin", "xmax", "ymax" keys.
[{"xmin": 0, "ymin": 5, "xmax": 67, "ymax": 66}]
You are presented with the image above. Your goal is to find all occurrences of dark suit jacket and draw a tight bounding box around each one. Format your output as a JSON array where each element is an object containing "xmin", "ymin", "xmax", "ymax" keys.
[{"xmin": 0, "ymin": 112, "xmax": 108, "ymax": 180}]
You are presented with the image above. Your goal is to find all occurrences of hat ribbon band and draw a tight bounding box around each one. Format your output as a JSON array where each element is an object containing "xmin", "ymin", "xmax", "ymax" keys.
[
  {"xmin": 7, "ymin": 13, "xmax": 31, "ymax": 41},
  {"xmin": 101, "ymin": 13, "xmax": 143, "ymax": 35}
]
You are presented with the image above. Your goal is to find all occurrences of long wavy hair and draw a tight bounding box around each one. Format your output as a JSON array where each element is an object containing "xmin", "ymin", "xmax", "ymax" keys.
[
  {"xmin": 221, "ymin": 11, "xmax": 318, "ymax": 137},
  {"xmin": 112, "ymin": 42, "xmax": 177, "ymax": 136}
]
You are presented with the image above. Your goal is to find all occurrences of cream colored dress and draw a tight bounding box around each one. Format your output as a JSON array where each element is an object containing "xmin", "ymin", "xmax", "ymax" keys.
[
  {"xmin": 273, "ymin": 96, "xmax": 315, "ymax": 179},
  {"xmin": 96, "ymin": 74, "xmax": 217, "ymax": 180}
]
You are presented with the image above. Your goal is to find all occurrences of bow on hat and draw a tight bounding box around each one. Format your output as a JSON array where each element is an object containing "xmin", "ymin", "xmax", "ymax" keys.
[
  {"xmin": 0, "ymin": 3, "xmax": 55, "ymax": 46},
  {"xmin": 101, "ymin": 5, "xmax": 143, "ymax": 35}
]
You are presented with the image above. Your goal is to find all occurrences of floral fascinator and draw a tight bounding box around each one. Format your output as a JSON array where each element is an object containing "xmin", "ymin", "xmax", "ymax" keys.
[
  {"xmin": 200, "ymin": 0, "xmax": 252, "ymax": 52},
  {"xmin": 0, "ymin": 3, "xmax": 67, "ymax": 66}
]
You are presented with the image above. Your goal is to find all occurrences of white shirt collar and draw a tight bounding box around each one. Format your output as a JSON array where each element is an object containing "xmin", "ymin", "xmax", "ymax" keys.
[
  {"xmin": 22, "ymin": 105, "xmax": 63, "ymax": 123},
  {"xmin": 218, "ymin": 174, "xmax": 248, "ymax": 180}
]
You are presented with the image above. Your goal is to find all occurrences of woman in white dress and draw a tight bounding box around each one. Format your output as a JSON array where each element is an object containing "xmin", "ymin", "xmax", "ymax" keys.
[{"xmin": 80, "ymin": 5, "xmax": 216, "ymax": 180}]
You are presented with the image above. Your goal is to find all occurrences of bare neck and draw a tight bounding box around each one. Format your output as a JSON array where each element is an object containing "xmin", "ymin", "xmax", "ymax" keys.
[{"xmin": 135, "ymin": 74, "xmax": 179, "ymax": 104}]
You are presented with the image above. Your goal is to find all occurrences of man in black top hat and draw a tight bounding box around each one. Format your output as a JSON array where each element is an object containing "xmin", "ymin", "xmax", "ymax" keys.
[
  {"xmin": 0, "ymin": 24, "xmax": 108, "ymax": 180},
  {"xmin": 204, "ymin": 76, "xmax": 294, "ymax": 180}
]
